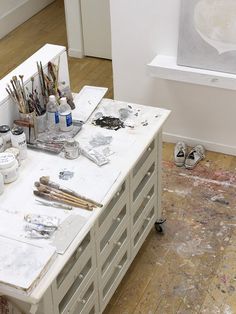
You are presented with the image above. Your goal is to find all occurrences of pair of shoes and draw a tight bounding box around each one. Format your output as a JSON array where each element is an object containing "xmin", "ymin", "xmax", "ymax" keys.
[{"xmin": 174, "ymin": 142, "xmax": 205, "ymax": 169}]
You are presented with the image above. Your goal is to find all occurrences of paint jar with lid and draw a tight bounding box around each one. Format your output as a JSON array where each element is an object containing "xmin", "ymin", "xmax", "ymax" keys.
[
  {"xmin": 0, "ymin": 152, "xmax": 19, "ymax": 184},
  {"xmin": 64, "ymin": 138, "xmax": 80, "ymax": 159},
  {"xmin": 0, "ymin": 125, "xmax": 11, "ymax": 149},
  {"xmin": 5, "ymin": 147, "xmax": 21, "ymax": 166},
  {"xmin": 11, "ymin": 127, "xmax": 27, "ymax": 160}
]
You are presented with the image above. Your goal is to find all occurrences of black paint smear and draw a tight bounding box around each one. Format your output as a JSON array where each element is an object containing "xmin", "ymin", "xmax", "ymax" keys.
[{"xmin": 93, "ymin": 116, "xmax": 125, "ymax": 131}]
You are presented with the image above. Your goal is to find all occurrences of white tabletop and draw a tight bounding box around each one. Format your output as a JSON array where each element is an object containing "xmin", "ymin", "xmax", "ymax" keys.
[{"xmin": 0, "ymin": 98, "xmax": 170, "ymax": 303}]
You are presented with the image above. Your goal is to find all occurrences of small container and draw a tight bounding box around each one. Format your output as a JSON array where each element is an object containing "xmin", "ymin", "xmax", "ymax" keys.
[
  {"xmin": 64, "ymin": 138, "xmax": 80, "ymax": 159},
  {"xmin": 0, "ymin": 125, "xmax": 11, "ymax": 149},
  {"xmin": 0, "ymin": 153, "xmax": 19, "ymax": 184},
  {"xmin": 0, "ymin": 173, "xmax": 4, "ymax": 194},
  {"xmin": 0, "ymin": 136, "xmax": 4, "ymax": 153},
  {"xmin": 11, "ymin": 127, "xmax": 27, "ymax": 160},
  {"xmin": 5, "ymin": 147, "xmax": 21, "ymax": 166}
]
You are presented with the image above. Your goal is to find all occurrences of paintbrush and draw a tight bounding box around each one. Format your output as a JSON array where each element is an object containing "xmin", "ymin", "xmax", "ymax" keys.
[
  {"xmin": 34, "ymin": 182, "xmax": 93, "ymax": 208},
  {"xmin": 39, "ymin": 176, "xmax": 103, "ymax": 208},
  {"xmin": 33, "ymin": 190, "xmax": 93, "ymax": 210}
]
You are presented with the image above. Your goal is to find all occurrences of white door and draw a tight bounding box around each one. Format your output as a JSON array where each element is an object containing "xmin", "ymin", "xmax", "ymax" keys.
[{"xmin": 80, "ymin": 0, "xmax": 112, "ymax": 59}]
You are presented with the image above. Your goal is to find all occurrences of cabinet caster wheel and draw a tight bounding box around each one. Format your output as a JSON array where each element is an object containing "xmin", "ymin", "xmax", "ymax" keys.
[{"xmin": 155, "ymin": 218, "xmax": 166, "ymax": 234}]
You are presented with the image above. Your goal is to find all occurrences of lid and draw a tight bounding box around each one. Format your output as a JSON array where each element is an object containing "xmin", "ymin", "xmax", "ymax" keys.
[
  {"xmin": 49, "ymin": 95, "xmax": 56, "ymax": 102},
  {"xmin": 65, "ymin": 138, "xmax": 78, "ymax": 148},
  {"xmin": 11, "ymin": 126, "xmax": 24, "ymax": 136},
  {"xmin": 59, "ymin": 97, "xmax": 67, "ymax": 106},
  {"xmin": 0, "ymin": 125, "xmax": 10, "ymax": 133},
  {"xmin": 0, "ymin": 153, "xmax": 16, "ymax": 169}
]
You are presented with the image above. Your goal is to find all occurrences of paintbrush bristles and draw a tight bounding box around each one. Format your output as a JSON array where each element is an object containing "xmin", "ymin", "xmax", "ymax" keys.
[{"xmin": 38, "ymin": 176, "xmax": 103, "ymax": 208}]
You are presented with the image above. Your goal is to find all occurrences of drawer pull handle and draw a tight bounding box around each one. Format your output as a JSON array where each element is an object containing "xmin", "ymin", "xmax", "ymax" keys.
[
  {"xmin": 113, "ymin": 217, "xmax": 121, "ymax": 222},
  {"xmin": 116, "ymin": 191, "xmax": 120, "ymax": 197},
  {"xmin": 145, "ymin": 217, "xmax": 151, "ymax": 222},
  {"xmin": 116, "ymin": 264, "xmax": 122, "ymax": 269},
  {"xmin": 78, "ymin": 246, "xmax": 83, "ymax": 253},
  {"xmin": 79, "ymin": 273, "xmax": 84, "ymax": 279},
  {"xmin": 115, "ymin": 241, "xmax": 122, "ymax": 247},
  {"xmin": 146, "ymin": 195, "xmax": 151, "ymax": 200},
  {"xmin": 78, "ymin": 299, "xmax": 86, "ymax": 304},
  {"xmin": 147, "ymin": 147, "xmax": 152, "ymax": 152},
  {"xmin": 147, "ymin": 172, "xmax": 151, "ymax": 177}
]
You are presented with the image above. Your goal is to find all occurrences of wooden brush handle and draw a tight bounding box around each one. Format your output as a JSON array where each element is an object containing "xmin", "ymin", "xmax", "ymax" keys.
[{"xmin": 33, "ymin": 191, "xmax": 93, "ymax": 211}]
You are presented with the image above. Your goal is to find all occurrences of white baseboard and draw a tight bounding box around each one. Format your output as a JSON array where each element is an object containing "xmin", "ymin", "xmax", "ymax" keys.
[
  {"xmin": 68, "ymin": 48, "xmax": 84, "ymax": 59},
  {"xmin": 163, "ymin": 132, "xmax": 236, "ymax": 157},
  {"xmin": 0, "ymin": 0, "xmax": 54, "ymax": 39}
]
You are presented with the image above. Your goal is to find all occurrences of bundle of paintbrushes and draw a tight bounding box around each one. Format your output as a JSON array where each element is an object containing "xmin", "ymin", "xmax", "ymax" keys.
[
  {"xmin": 33, "ymin": 176, "xmax": 103, "ymax": 211},
  {"xmin": 6, "ymin": 75, "xmax": 44, "ymax": 115},
  {"xmin": 37, "ymin": 60, "xmax": 75, "ymax": 109}
]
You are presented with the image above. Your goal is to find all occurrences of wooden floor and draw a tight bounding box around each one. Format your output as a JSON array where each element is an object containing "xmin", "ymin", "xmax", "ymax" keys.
[{"xmin": 1, "ymin": 1, "xmax": 236, "ymax": 313}]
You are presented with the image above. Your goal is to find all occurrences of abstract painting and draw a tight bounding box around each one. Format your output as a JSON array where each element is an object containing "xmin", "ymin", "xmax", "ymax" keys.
[{"xmin": 177, "ymin": 0, "xmax": 236, "ymax": 74}]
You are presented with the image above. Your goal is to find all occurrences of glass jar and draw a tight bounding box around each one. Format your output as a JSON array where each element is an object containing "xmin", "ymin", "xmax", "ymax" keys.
[
  {"xmin": 0, "ymin": 125, "xmax": 11, "ymax": 149},
  {"xmin": 0, "ymin": 152, "xmax": 19, "ymax": 184},
  {"xmin": 64, "ymin": 138, "xmax": 80, "ymax": 159},
  {"xmin": 11, "ymin": 127, "xmax": 27, "ymax": 160}
]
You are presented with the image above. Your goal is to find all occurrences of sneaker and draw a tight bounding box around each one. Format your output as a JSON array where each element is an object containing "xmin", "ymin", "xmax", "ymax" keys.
[
  {"xmin": 185, "ymin": 144, "xmax": 205, "ymax": 169},
  {"xmin": 174, "ymin": 142, "xmax": 187, "ymax": 167}
]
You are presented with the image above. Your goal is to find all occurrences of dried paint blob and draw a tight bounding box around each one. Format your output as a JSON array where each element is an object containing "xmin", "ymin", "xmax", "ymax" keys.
[
  {"xmin": 59, "ymin": 170, "xmax": 74, "ymax": 180},
  {"xmin": 93, "ymin": 116, "xmax": 125, "ymax": 131}
]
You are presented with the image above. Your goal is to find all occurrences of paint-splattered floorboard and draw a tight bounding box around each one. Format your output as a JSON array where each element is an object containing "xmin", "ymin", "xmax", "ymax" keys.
[{"xmin": 104, "ymin": 143, "xmax": 236, "ymax": 314}]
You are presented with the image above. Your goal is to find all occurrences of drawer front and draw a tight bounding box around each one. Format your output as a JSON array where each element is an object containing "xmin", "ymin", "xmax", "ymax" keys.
[
  {"xmin": 60, "ymin": 271, "xmax": 97, "ymax": 314},
  {"xmin": 53, "ymin": 230, "xmax": 95, "ymax": 305},
  {"xmin": 100, "ymin": 245, "xmax": 130, "ymax": 312},
  {"xmin": 98, "ymin": 179, "xmax": 128, "ymax": 229},
  {"xmin": 131, "ymin": 200, "xmax": 157, "ymax": 259},
  {"xmin": 132, "ymin": 161, "xmax": 157, "ymax": 204},
  {"xmin": 99, "ymin": 223, "xmax": 129, "ymax": 281},
  {"xmin": 98, "ymin": 199, "xmax": 129, "ymax": 259},
  {"xmin": 132, "ymin": 139, "xmax": 156, "ymax": 180},
  {"xmin": 132, "ymin": 180, "xmax": 157, "ymax": 232}
]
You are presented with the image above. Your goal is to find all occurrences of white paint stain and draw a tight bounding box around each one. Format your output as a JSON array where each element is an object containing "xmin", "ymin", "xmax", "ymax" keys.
[{"xmin": 179, "ymin": 173, "xmax": 236, "ymax": 189}]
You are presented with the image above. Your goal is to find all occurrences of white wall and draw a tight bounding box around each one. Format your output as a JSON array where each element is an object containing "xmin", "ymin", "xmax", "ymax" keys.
[
  {"xmin": 0, "ymin": 0, "xmax": 54, "ymax": 39},
  {"xmin": 64, "ymin": 0, "xmax": 84, "ymax": 58},
  {"xmin": 110, "ymin": 0, "xmax": 236, "ymax": 156}
]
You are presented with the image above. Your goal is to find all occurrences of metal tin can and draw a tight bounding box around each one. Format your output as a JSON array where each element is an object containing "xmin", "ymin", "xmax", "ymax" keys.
[{"xmin": 64, "ymin": 138, "xmax": 80, "ymax": 159}]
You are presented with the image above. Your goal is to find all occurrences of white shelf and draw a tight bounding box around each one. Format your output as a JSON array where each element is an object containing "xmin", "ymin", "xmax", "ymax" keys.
[{"xmin": 147, "ymin": 55, "xmax": 236, "ymax": 90}]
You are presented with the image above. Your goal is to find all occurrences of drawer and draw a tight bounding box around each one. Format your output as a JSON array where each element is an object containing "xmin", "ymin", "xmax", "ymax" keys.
[
  {"xmin": 132, "ymin": 161, "xmax": 156, "ymax": 203},
  {"xmin": 85, "ymin": 298, "xmax": 99, "ymax": 314},
  {"xmin": 98, "ymin": 179, "xmax": 128, "ymax": 229},
  {"xmin": 132, "ymin": 139, "xmax": 155, "ymax": 179},
  {"xmin": 99, "ymin": 200, "xmax": 128, "ymax": 257},
  {"xmin": 60, "ymin": 271, "xmax": 97, "ymax": 314},
  {"xmin": 100, "ymin": 246, "xmax": 130, "ymax": 312},
  {"xmin": 131, "ymin": 202, "xmax": 157, "ymax": 258},
  {"xmin": 55, "ymin": 231, "xmax": 94, "ymax": 300},
  {"xmin": 56, "ymin": 249, "xmax": 95, "ymax": 307},
  {"xmin": 99, "ymin": 224, "xmax": 129, "ymax": 280},
  {"xmin": 132, "ymin": 182, "xmax": 157, "ymax": 231}
]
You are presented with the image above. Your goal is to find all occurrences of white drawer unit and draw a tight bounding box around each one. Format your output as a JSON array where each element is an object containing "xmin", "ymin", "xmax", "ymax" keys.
[
  {"xmin": 0, "ymin": 52, "xmax": 170, "ymax": 314},
  {"xmin": 60, "ymin": 272, "xmax": 98, "ymax": 314},
  {"xmin": 132, "ymin": 201, "xmax": 157, "ymax": 258},
  {"xmin": 100, "ymin": 244, "xmax": 130, "ymax": 312},
  {"xmin": 52, "ymin": 230, "xmax": 96, "ymax": 314}
]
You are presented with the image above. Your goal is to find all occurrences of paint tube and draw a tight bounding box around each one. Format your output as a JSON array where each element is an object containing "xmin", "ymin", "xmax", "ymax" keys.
[
  {"xmin": 24, "ymin": 214, "xmax": 59, "ymax": 228},
  {"xmin": 81, "ymin": 146, "xmax": 109, "ymax": 166}
]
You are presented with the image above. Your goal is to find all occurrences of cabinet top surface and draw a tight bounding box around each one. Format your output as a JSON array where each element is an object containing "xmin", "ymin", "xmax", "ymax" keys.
[{"xmin": 0, "ymin": 97, "xmax": 170, "ymax": 302}]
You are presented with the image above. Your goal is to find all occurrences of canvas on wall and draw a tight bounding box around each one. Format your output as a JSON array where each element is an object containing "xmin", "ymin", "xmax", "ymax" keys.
[{"xmin": 177, "ymin": 0, "xmax": 236, "ymax": 74}]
